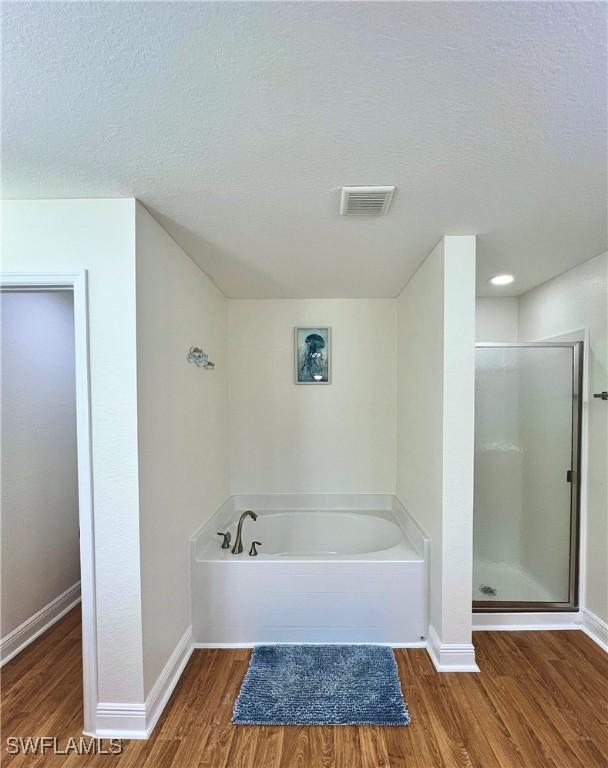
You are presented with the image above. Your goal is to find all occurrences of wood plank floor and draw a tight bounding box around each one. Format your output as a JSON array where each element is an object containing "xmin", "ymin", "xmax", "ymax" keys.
[{"xmin": 1, "ymin": 607, "xmax": 607, "ymax": 767}]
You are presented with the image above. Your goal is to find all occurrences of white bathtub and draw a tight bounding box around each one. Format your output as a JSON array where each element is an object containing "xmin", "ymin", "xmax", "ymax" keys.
[
  {"xmin": 195, "ymin": 508, "xmax": 418, "ymax": 560},
  {"xmin": 191, "ymin": 495, "xmax": 428, "ymax": 645}
]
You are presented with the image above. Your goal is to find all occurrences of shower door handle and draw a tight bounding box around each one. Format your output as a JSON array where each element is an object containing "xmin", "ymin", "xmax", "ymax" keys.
[{"xmin": 566, "ymin": 470, "xmax": 575, "ymax": 483}]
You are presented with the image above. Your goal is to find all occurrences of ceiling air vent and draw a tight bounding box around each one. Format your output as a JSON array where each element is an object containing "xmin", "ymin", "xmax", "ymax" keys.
[{"xmin": 340, "ymin": 185, "xmax": 395, "ymax": 216}]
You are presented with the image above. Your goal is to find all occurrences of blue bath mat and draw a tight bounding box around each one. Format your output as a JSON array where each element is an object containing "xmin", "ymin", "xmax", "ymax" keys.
[{"xmin": 232, "ymin": 645, "xmax": 410, "ymax": 726}]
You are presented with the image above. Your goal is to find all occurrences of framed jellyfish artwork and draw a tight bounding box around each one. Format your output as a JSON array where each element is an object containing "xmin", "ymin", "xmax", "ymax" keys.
[{"xmin": 294, "ymin": 327, "xmax": 331, "ymax": 384}]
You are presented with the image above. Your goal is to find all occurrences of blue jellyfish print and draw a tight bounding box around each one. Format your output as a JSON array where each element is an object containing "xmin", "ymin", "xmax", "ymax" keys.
[{"xmin": 298, "ymin": 330, "xmax": 329, "ymax": 382}]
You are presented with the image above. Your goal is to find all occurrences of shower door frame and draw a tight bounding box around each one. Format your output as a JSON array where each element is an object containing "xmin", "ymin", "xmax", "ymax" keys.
[{"xmin": 473, "ymin": 341, "xmax": 583, "ymax": 613}]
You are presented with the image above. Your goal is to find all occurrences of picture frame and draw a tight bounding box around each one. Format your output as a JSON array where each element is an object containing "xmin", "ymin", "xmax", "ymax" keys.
[{"xmin": 294, "ymin": 327, "xmax": 331, "ymax": 384}]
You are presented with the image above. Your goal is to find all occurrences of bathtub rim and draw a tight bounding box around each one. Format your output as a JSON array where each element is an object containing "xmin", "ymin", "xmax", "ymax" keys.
[{"xmin": 190, "ymin": 493, "xmax": 429, "ymax": 564}]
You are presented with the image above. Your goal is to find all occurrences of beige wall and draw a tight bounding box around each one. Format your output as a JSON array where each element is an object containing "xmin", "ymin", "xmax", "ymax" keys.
[
  {"xmin": 228, "ymin": 299, "xmax": 397, "ymax": 495},
  {"xmin": 1, "ymin": 199, "xmax": 144, "ymax": 704},
  {"xmin": 135, "ymin": 203, "xmax": 229, "ymax": 696},
  {"xmin": 519, "ymin": 252, "xmax": 608, "ymax": 622},
  {"xmin": 1, "ymin": 291, "xmax": 80, "ymax": 637},
  {"xmin": 2, "ymin": 200, "xmax": 233, "ymax": 709},
  {"xmin": 475, "ymin": 297, "xmax": 519, "ymax": 342}
]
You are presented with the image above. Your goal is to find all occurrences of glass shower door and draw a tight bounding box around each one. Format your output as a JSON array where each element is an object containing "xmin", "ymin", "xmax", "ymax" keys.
[{"xmin": 473, "ymin": 342, "xmax": 582, "ymax": 610}]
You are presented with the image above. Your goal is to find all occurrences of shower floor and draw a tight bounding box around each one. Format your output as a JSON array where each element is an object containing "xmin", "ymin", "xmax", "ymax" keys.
[{"xmin": 473, "ymin": 558, "xmax": 561, "ymax": 603}]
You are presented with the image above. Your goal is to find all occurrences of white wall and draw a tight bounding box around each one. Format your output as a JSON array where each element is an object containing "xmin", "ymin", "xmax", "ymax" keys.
[
  {"xmin": 397, "ymin": 236, "xmax": 476, "ymax": 649},
  {"xmin": 1, "ymin": 200, "xmax": 144, "ymax": 704},
  {"xmin": 228, "ymin": 300, "xmax": 396, "ymax": 495},
  {"xmin": 397, "ymin": 243, "xmax": 445, "ymax": 632},
  {"xmin": 1, "ymin": 291, "xmax": 80, "ymax": 636},
  {"xmin": 519, "ymin": 252, "xmax": 608, "ymax": 622},
  {"xmin": 135, "ymin": 203, "xmax": 229, "ymax": 697},
  {"xmin": 475, "ymin": 297, "xmax": 519, "ymax": 342},
  {"xmin": 440, "ymin": 238, "xmax": 477, "ymax": 646}
]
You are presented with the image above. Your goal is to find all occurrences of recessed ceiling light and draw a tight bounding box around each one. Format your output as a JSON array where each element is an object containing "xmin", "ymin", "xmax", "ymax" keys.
[{"xmin": 489, "ymin": 274, "xmax": 514, "ymax": 286}]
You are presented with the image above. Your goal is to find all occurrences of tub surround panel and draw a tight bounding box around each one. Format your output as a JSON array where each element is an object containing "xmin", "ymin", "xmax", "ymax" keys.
[
  {"xmin": 391, "ymin": 496, "xmax": 429, "ymax": 562},
  {"xmin": 392, "ymin": 496, "xmax": 431, "ymax": 637},
  {"xmin": 192, "ymin": 560, "xmax": 426, "ymax": 646}
]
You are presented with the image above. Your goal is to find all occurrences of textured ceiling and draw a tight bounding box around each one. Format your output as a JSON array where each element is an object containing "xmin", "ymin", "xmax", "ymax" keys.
[{"xmin": 3, "ymin": 2, "xmax": 606, "ymax": 298}]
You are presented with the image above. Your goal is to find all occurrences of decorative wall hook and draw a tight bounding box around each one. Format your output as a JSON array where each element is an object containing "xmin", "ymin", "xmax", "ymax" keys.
[{"xmin": 187, "ymin": 347, "xmax": 215, "ymax": 369}]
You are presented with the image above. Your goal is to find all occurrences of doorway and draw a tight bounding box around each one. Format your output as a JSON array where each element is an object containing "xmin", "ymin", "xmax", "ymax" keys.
[{"xmin": 0, "ymin": 273, "xmax": 96, "ymax": 734}]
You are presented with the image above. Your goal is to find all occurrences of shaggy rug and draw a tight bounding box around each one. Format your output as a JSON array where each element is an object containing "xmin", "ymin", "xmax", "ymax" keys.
[{"xmin": 232, "ymin": 644, "xmax": 411, "ymax": 726}]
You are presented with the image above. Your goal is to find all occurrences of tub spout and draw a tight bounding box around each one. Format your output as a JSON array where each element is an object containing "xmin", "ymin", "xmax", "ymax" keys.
[{"xmin": 232, "ymin": 510, "xmax": 258, "ymax": 554}]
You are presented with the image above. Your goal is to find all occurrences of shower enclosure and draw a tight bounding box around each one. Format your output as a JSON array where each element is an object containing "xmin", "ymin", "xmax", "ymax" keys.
[{"xmin": 473, "ymin": 342, "xmax": 582, "ymax": 611}]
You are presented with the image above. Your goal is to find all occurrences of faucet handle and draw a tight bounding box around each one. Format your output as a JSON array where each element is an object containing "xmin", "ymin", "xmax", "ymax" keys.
[
  {"xmin": 217, "ymin": 532, "xmax": 231, "ymax": 549},
  {"xmin": 249, "ymin": 541, "xmax": 262, "ymax": 557}
]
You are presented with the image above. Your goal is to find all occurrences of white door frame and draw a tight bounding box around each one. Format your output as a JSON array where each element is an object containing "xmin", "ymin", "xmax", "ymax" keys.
[{"xmin": 1, "ymin": 271, "xmax": 97, "ymax": 734}]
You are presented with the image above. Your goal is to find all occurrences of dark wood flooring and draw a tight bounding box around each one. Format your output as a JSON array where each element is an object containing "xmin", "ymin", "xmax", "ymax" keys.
[{"xmin": 1, "ymin": 607, "xmax": 607, "ymax": 767}]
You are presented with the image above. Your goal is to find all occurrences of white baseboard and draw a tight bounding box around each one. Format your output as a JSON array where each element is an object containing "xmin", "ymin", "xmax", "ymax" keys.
[
  {"xmin": 0, "ymin": 582, "xmax": 81, "ymax": 667},
  {"xmin": 581, "ymin": 608, "xmax": 608, "ymax": 652},
  {"xmin": 473, "ymin": 609, "xmax": 608, "ymax": 654},
  {"xmin": 193, "ymin": 641, "xmax": 254, "ymax": 649},
  {"xmin": 94, "ymin": 625, "xmax": 193, "ymax": 740},
  {"xmin": 427, "ymin": 625, "xmax": 479, "ymax": 672},
  {"xmin": 472, "ymin": 611, "xmax": 583, "ymax": 632},
  {"xmin": 144, "ymin": 625, "xmax": 193, "ymax": 736},
  {"xmin": 92, "ymin": 703, "xmax": 147, "ymax": 739}
]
